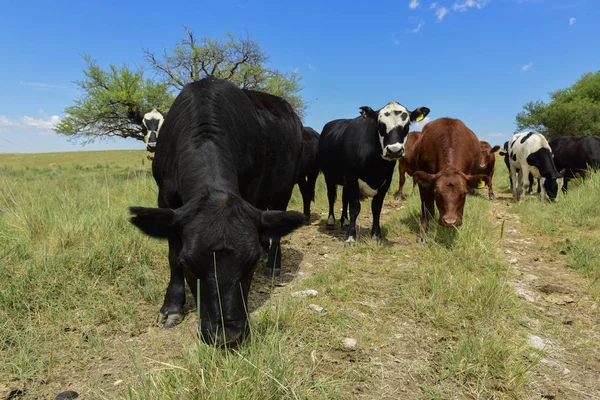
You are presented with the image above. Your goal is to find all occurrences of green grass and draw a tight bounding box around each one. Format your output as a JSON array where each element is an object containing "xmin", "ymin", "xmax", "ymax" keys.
[
  {"xmin": 508, "ymin": 170, "xmax": 600, "ymax": 298},
  {"xmin": 0, "ymin": 149, "xmax": 573, "ymax": 399}
]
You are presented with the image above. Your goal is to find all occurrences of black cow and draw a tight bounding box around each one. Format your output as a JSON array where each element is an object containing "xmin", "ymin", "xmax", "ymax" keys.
[
  {"xmin": 297, "ymin": 127, "xmax": 320, "ymax": 224},
  {"xmin": 549, "ymin": 136, "xmax": 600, "ymax": 192},
  {"xmin": 129, "ymin": 77, "xmax": 305, "ymax": 346},
  {"xmin": 319, "ymin": 102, "xmax": 430, "ymax": 246},
  {"xmin": 142, "ymin": 108, "xmax": 165, "ymax": 152}
]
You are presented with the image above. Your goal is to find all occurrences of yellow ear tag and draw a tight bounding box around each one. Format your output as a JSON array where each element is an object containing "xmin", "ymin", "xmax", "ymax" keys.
[
  {"xmin": 416, "ymin": 114, "xmax": 424, "ymax": 122},
  {"xmin": 477, "ymin": 180, "xmax": 486, "ymax": 189}
]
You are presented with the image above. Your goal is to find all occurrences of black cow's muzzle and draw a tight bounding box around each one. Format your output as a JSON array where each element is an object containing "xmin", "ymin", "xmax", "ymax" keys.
[
  {"xmin": 201, "ymin": 320, "xmax": 250, "ymax": 347},
  {"xmin": 146, "ymin": 142, "xmax": 157, "ymax": 152}
]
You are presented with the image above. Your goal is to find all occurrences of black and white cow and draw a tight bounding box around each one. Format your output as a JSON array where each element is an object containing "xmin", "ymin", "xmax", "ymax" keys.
[
  {"xmin": 297, "ymin": 127, "xmax": 320, "ymax": 224},
  {"xmin": 549, "ymin": 136, "xmax": 600, "ymax": 193},
  {"xmin": 142, "ymin": 108, "xmax": 165, "ymax": 152},
  {"xmin": 500, "ymin": 140, "xmax": 538, "ymax": 194},
  {"xmin": 319, "ymin": 102, "xmax": 430, "ymax": 246},
  {"xmin": 507, "ymin": 132, "xmax": 564, "ymax": 202},
  {"xmin": 129, "ymin": 77, "xmax": 305, "ymax": 346}
]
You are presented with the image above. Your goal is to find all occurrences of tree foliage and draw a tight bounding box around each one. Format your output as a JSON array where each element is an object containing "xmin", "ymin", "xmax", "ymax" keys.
[
  {"xmin": 143, "ymin": 27, "xmax": 305, "ymax": 117},
  {"xmin": 56, "ymin": 28, "xmax": 305, "ymax": 143},
  {"xmin": 515, "ymin": 71, "xmax": 600, "ymax": 139},
  {"xmin": 55, "ymin": 55, "xmax": 174, "ymax": 143}
]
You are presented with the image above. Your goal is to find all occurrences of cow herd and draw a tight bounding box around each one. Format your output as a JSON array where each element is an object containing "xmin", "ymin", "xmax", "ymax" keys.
[{"xmin": 132, "ymin": 77, "xmax": 600, "ymax": 346}]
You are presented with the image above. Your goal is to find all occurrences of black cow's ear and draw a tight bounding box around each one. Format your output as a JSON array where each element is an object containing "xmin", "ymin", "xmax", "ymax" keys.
[
  {"xmin": 413, "ymin": 171, "xmax": 436, "ymax": 190},
  {"xmin": 359, "ymin": 106, "xmax": 377, "ymax": 120},
  {"xmin": 466, "ymin": 174, "xmax": 490, "ymax": 189},
  {"xmin": 258, "ymin": 210, "xmax": 306, "ymax": 238},
  {"xmin": 498, "ymin": 150, "xmax": 507, "ymax": 156},
  {"xmin": 410, "ymin": 107, "xmax": 430, "ymax": 122},
  {"xmin": 557, "ymin": 168, "xmax": 566, "ymax": 178},
  {"xmin": 491, "ymin": 145, "xmax": 501, "ymax": 153},
  {"xmin": 129, "ymin": 206, "xmax": 177, "ymax": 239}
]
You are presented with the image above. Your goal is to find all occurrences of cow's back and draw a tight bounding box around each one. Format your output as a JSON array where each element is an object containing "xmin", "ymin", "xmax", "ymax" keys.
[
  {"xmin": 243, "ymin": 89, "xmax": 303, "ymax": 207},
  {"xmin": 550, "ymin": 136, "xmax": 600, "ymax": 173},
  {"xmin": 300, "ymin": 127, "xmax": 320, "ymax": 177},
  {"xmin": 413, "ymin": 118, "xmax": 480, "ymax": 175}
]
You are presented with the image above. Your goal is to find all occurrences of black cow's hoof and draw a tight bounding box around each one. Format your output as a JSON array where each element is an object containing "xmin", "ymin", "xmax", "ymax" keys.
[
  {"xmin": 344, "ymin": 238, "xmax": 356, "ymax": 247},
  {"xmin": 157, "ymin": 312, "xmax": 184, "ymax": 328},
  {"xmin": 264, "ymin": 267, "xmax": 281, "ymax": 277}
]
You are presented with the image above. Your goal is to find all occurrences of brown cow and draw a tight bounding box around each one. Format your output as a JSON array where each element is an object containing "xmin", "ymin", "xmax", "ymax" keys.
[
  {"xmin": 411, "ymin": 118, "xmax": 489, "ymax": 243},
  {"xmin": 393, "ymin": 131, "xmax": 422, "ymax": 200},
  {"xmin": 477, "ymin": 141, "xmax": 501, "ymax": 200}
]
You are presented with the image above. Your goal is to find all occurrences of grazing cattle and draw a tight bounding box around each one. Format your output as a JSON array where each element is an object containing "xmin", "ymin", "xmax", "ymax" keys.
[
  {"xmin": 549, "ymin": 136, "xmax": 600, "ymax": 192},
  {"xmin": 500, "ymin": 141, "xmax": 538, "ymax": 194},
  {"xmin": 320, "ymin": 102, "xmax": 430, "ymax": 246},
  {"xmin": 477, "ymin": 141, "xmax": 501, "ymax": 200},
  {"xmin": 393, "ymin": 130, "xmax": 423, "ymax": 201},
  {"xmin": 507, "ymin": 132, "xmax": 564, "ymax": 202},
  {"xmin": 129, "ymin": 77, "xmax": 305, "ymax": 346},
  {"xmin": 411, "ymin": 118, "xmax": 490, "ymax": 243},
  {"xmin": 297, "ymin": 127, "xmax": 320, "ymax": 224},
  {"xmin": 142, "ymin": 109, "xmax": 165, "ymax": 152}
]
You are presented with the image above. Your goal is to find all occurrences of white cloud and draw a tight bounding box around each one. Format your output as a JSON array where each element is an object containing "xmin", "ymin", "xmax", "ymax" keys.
[
  {"xmin": 392, "ymin": 34, "xmax": 401, "ymax": 45},
  {"xmin": 429, "ymin": 2, "xmax": 438, "ymax": 9},
  {"xmin": 19, "ymin": 81, "xmax": 68, "ymax": 89},
  {"xmin": 406, "ymin": 21, "xmax": 424, "ymax": 33},
  {"xmin": 452, "ymin": 0, "xmax": 491, "ymax": 12},
  {"xmin": 569, "ymin": 17, "xmax": 576, "ymax": 25},
  {"xmin": 409, "ymin": 0, "xmax": 419, "ymax": 9},
  {"xmin": 0, "ymin": 114, "xmax": 61, "ymax": 136},
  {"xmin": 436, "ymin": 6, "xmax": 448, "ymax": 21},
  {"xmin": 521, "ymin": 62, "xmax": 533, "ymax": 72},
  {"xmin": 413, "ymin": 117, "xmax": 431, "ymax": 131},
  {"xmin": 487, "ymin": 133, "xmax": 505, "ymax": 137}
]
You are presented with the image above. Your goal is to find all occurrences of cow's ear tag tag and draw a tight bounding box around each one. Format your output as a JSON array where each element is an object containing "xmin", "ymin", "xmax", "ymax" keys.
[
  {"xmin": 477, "ymin": 180, "xmax": 486, "ymax": 189},
  {"xmin": 416, "ymin": 114, "xmax": 425, "ymax": 122}
]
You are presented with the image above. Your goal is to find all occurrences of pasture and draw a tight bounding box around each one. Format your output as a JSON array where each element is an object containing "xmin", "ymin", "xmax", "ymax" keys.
[{"xmin": 1, "ymin": 150, "xmax": 599, "ymax": 399}]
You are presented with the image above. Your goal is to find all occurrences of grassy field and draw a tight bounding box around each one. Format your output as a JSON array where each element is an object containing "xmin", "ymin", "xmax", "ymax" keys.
[{"xmin": 1, "ymin": 150, "xmax": 598, "ymax": 399}]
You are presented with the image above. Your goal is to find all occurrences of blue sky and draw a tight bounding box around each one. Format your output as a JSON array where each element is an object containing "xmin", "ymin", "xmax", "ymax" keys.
[{"xmin": 0, "ymin": 0, "xmax": 597, "ymax": 153}]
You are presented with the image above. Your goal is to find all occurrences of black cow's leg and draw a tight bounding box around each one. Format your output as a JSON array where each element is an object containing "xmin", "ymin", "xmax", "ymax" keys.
[
  {"xmin": 488, "ymin": 171, "xmax": 495, "ymax": 200},
  {"xmin": 297, "ymin": 177, "xmax": 311, "ymax": 225},
  {"xmin": 158, "ymin": 236, "xmax": 186, "ymax": 328},
  {"xmin": 340, "ymin": 187, "xmax": 350, "ymax": 229},
  {"xmin": 265, "ymin": 236, "xmax": 282, "ymax": 278},
  {"xmin": 345, "ymin": 180, "xmax": 361, "ymax": 247},
  {"xmin": 417, "ymin": 189, "xmax": 435, "ymax": 243},
  {"xmin": 325, "ymin": 177, "xmax": 337, "ymax": 230},
  {"xmin": 305, "ymin": 169, "xmax": 319, "ymax": 224},
  {"xmin": 371, "ymin": 180, "xmax": 391, "ymax": 243}
]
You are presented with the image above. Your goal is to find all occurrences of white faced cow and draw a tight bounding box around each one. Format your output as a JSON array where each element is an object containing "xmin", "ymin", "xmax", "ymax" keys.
[
  {"xmin": 142, "ymin": 109, "xmax": 165, "ymax": 152},
  {"xmin": 508, "ymin": 132, "xmax": 564, "ymax": 202}
]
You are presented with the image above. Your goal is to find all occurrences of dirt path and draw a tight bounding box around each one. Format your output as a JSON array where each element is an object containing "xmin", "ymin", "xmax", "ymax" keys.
[{"xmin": 491, "ymin": 193, "xmax": 600, "ymax": 399}]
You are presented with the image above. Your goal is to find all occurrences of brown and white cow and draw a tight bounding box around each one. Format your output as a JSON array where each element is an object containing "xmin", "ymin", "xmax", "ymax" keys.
[
  {"xmin": 411, "ymin": 118, "xmax": 489, "ymax": 243},
  {"xmin": 477, "ymin": 141, "xmax": 501, "ymax": 200},
  {"xmin": 393, "ymin": 130, "xmax": 422, "ymax": 200}
]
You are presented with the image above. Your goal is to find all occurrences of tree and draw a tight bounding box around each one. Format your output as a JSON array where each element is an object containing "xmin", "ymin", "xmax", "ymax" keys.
[
  {"xmin": 515, "ymin": 71, "xmax": 600, "ymax": 139},
  {"xmin": 143, "ymin": 27, "xmax": 305, "ymax": 118},
  {"xmin": 56, "ymin": 29, "xmax": 305, "ymax": 143},
  {"xmin": 55, "ymin": 55, "xmax": 174, "ymax": 143}
]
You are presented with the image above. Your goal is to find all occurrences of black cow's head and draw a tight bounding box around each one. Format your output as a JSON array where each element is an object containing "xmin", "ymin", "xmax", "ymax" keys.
[
  {"xmin": 142, "ymin": 109, "xmax": 165, "ymax": 152},
  {"xmin": 359, "ymin": 102, "xmax": 430, "ymax": 160},
  {"xmin": 129, "ymin": 193, "xmax": 305, "ymax": 346},
  {"xmin": 541, "ymin": 168, "xmax": 565, "ymax": 202}
]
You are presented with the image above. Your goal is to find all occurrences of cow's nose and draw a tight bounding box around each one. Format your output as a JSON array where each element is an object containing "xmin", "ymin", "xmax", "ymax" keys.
[
  {"xmin": 201, "ymin": 321, "xmax": 249, "ymax": 347},
  {"xmin": 147, "ymin": 142, "xmax": 157, "ymax": 152},
  {"xmin": 441, "ymin": 216, "xmax": 458, "ymax": 227},
  {"xmin": 384, "ymin": 146, "xmax": 404, "ymax": 159}
]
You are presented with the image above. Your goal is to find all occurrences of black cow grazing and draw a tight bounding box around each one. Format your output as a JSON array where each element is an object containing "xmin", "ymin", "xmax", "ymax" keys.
[
  {"xmin": 549, "ymin": 136, "xmax": 600, "ymax": 193},
  {"xmin": 500, "ymin": 140, "xmax": 538, "ymax": 195},
  {"xmin": 142, "ymin": 108, "xmax": 165, "ymax": 152},
  {"xmin": 129, "ymin": 77, "xmax": 305, "ymax": 346},
  {"xmin": 297, "ymin": 127, "xmax": 320, "ymax": 224},
  {"xmin": 507, "ymin": 132, "xmax": 565, "ymax": 202},
  {"xmin": 319, "ymin": 102, "xmax": 430, "ymax": 246}
]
